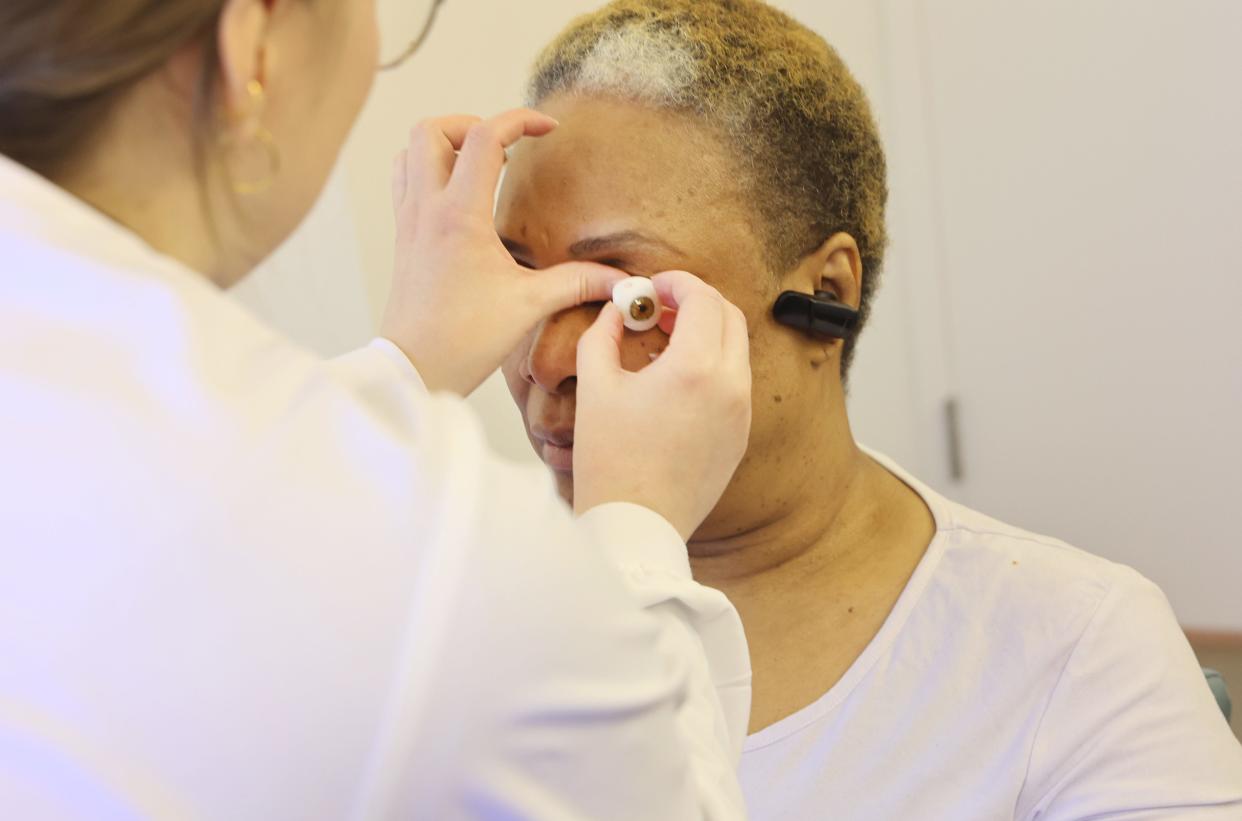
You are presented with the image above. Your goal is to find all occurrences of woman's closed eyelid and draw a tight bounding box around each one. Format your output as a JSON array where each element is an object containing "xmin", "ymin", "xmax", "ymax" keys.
[{"xmin": 509, "ymin": 251, "xmax": 647, "ymax": 274}]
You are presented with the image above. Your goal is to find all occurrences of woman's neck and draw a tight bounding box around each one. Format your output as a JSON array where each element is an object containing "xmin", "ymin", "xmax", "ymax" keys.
[
  {"xmin": 689, "ymin": 424, "xmax": 938, "ymax": 732},
  {"xmin": 689, "ymin": 431, "xmax": 933, "ymax": 605},
  {"xmin": 690, "ymin": 435, "xmax": 874, "ymax": 584},
  {"xmin": 64, "ymin": 166, "xmax": 220, "ymax": 280},
  {"xmin": 55, "ymin": 81, "xmax": 229, "ymax": 285}
]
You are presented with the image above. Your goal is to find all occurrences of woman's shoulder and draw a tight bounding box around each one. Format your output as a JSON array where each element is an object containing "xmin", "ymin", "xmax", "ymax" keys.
[
  {"xmin": 888, "ymin": 480, "xmax": 1242, "ymax": 819},
  {"xmin": 910, "ymin": 491, "xmax": 1211, "ymax": 737},
  {"xmin": 864, "ymin": 448, "xmax": 1151, "ymax": 622},
  {"xmin": 939, "ymin": 498, "xmax": 1135, "ymax": 585},
  {"xmin": 923, "ymin": 491, "xmax": 1163, "ymax": 633}
]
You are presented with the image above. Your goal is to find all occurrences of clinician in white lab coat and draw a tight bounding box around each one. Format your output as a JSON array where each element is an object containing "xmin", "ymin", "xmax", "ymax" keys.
[{"xmin": 0, "ymin": 0, "xmax": 755, "ymax": 818}]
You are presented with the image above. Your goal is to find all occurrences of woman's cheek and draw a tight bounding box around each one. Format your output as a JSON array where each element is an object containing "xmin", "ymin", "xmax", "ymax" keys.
[
  {"xmin": 618, "ymin": 328, "xmax": 670, "ymax": 372},
  {"xmin": 501, "ymin": 342, "xmax": 532, "ymax": 404}
]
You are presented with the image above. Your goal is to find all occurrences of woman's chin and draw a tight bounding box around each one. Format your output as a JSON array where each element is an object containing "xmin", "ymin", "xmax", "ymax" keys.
[{"xmin": 553, "ymin": 471, "xmax": 574, "ymax": 507}]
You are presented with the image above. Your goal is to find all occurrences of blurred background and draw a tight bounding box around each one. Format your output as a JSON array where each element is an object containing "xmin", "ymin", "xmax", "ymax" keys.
[{"xmin": 231, "ymin": 0, "xmax": 1242, "ymax": 733}]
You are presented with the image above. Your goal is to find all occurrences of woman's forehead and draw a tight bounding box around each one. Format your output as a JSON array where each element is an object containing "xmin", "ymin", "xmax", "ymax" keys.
[
  {"xmin": 498, "ymin": 97, "xmax": 751, "ymax": 253},
  {"xmin": 512, "ymin": 99, "xmax": 736, "ymax": 196}
]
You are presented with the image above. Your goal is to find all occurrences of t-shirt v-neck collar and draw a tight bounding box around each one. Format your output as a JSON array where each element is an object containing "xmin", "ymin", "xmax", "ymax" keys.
[{"xmin": 742, "ymin": 449, "xmax": 953, "ymax": 752}]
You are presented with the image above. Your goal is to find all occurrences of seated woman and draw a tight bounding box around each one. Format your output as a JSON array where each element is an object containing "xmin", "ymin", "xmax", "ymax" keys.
[{"xmin": 496, "ymin": 0, "xmax": 1242, "ymax": 817}]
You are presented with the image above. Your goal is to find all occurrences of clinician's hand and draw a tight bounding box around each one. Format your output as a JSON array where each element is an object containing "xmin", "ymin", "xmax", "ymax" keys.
[
  {"xmin": 382, "ymin": 110, "xmax": 627, "ymax": 395},
  {"xmin": 574, "ymin": 271, "xmax": 753, "ymax": 541}
]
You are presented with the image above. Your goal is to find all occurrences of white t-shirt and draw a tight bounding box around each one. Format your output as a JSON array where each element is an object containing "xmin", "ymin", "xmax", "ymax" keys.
[
  {"xmin": 0, "ymin": 155, "xmax": 751, "ymax": 819},
  {"xmin": 740, "ymin": 455, "xmax": 1242, "ymax": 820}
]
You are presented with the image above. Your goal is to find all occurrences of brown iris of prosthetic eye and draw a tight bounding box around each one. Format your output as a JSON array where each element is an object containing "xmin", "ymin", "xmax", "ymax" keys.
[
  {"xmin": 630, "ymin": 296, "xmax": 656, "ymax": 322},
  {"xmin": 612, "ymin": 277, "xmax": 663, "ymax": 332}
]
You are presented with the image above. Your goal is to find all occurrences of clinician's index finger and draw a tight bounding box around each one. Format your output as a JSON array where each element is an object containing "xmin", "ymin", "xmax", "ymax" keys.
[
  {"xmin": 446, "ymin": 109, "xmax": 559, "ymax": 210},
  {"xmin": 403, "ymin": 114, "xmax": 484, "ymax": 202}
]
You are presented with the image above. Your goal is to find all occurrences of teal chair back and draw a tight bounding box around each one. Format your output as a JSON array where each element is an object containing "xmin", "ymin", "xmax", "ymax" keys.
[{"xmin": 1205, "ymin": 668, "xmax": 1232, "ymax": 722}]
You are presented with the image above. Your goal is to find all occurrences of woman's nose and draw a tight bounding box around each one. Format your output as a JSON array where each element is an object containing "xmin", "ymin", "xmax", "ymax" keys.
[{"xmin": 524, "ymin": 307, "xmax": 597, "ymax": 394}]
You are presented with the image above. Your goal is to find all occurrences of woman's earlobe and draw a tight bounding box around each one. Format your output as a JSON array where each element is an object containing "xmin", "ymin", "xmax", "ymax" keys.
[{"xmin": 216, "ymin": 0, "xmax": 271, "ymax": 116}]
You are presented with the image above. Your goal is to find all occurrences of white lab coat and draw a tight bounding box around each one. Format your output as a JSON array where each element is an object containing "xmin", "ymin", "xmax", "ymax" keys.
[{"xmin": 0, "ymin": 155, "xmax": 751, "ymax": 820}]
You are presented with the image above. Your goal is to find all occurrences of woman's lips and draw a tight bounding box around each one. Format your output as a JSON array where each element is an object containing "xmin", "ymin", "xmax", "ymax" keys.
[
  {"xmin": 540, "ymin": 440, "xmax": 574, "ymax": 472},
  {"xmin": 531, "ymin": 423, "xmax": 574, "ymax": 472}
]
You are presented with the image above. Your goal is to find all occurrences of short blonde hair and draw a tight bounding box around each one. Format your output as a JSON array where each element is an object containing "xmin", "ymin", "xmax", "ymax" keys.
[{"xmin": 529, "ymin": 0, "xmax": 888, "ymax": 375}]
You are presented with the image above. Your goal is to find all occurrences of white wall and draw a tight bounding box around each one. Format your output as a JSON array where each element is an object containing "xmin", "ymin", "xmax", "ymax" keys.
[{"xmin": 880, "ymin": 0, "xmax": 1242, "ymax": 629}]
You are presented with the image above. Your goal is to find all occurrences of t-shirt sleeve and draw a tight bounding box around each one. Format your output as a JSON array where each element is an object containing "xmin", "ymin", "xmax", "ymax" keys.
[{"xmin": 1018, "ymin": 567, "xmax": 1242, "ymax": 819}]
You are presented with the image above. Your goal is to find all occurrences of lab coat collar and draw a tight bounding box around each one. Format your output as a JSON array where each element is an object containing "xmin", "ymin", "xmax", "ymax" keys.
[{"xmin": 0, "ymin": 152, "xmax": 206, "ymax": 292}]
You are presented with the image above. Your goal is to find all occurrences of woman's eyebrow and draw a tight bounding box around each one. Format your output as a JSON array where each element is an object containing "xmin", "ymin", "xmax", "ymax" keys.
[
  {"xmin": 568, "ymin": 231, "xmax": 684, "ymax": 258},
  {"xmin": 499, "ymin": 231, "xmax": 685, "ymax": 261}
]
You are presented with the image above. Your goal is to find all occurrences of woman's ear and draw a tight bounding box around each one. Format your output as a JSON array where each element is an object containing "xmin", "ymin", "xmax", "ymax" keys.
[
  {"xmin": 783, "ymin": 232, "xmax": 863, "ymax": 308},
  {"xmin": 216, "ymin": 0, "xmax": 271, "ymax": 125},
  {"xmin": 818, "ymin": 233, "xmax": 863, "ymax": 308}
]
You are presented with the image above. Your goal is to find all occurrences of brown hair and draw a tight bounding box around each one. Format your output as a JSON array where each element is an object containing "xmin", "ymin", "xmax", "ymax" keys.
[
  {"xmin": 0, "ymin": 0, "xmax": 224, "ymax": 180},
  {"xmin": 530, "ymin": 0, "xmax": 888, "ymax": 378}
]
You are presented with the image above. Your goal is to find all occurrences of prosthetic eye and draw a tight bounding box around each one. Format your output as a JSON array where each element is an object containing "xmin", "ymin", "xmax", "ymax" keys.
[{"xmin": 612, "ymin": 277, "xmax": 664, "ymax": 332}]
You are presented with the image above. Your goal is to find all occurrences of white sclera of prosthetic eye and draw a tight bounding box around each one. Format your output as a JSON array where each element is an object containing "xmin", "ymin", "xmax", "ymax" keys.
[{"xmin": 612, "ymin": 276, "xmax": 663, "ymax": 333}]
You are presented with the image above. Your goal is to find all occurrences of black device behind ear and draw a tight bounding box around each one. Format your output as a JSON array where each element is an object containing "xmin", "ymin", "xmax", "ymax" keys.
[{"xmin": 772, "ymin": 290, "xmax": 860, "ymax": 339}]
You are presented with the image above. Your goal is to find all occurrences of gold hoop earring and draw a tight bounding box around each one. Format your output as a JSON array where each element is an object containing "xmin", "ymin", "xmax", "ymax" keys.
[
  {"xmin": 222, "ymin": 80, "xmax": 281, "ymax": 195},
  {"xmin": 225, "ymin": 127, "xmax": 281, "ymax": 195}
]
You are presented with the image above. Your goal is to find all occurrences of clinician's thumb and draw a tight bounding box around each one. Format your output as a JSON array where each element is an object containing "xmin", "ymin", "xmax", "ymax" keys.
[{"xmin": 577, "ymin": 302, "xmax": 626, "ymax": 381}]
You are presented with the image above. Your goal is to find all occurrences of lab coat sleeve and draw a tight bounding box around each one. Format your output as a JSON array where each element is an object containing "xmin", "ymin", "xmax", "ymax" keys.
[
  {"xmin": 578, "ymin": 503, "xmax": 753, "ymax": 795},
  {"xmin": 1017, "ymin": 567, "xmax": 1242, "ymax": 820},
  {"xmin": 326, "ymin": 338, "xmax": 428, "ymax": 402},
  {"xmin": 323, "ymin": 372, "xmax": 751, "ymax": 819}
]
